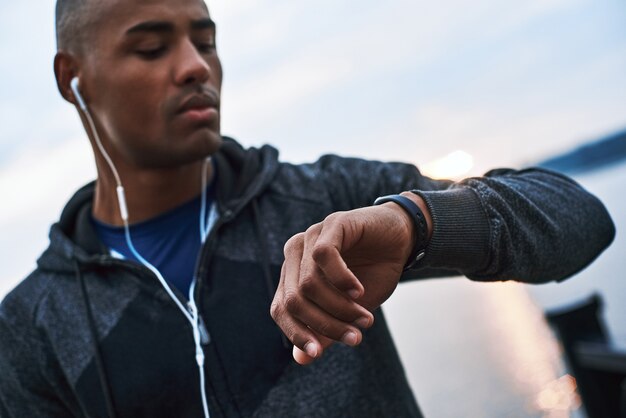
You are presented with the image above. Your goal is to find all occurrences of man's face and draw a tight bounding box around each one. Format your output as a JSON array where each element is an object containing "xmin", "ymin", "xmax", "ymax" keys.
[{"xmin": 79, "ymin": 0, "xmax": 223, "ymax": 168}]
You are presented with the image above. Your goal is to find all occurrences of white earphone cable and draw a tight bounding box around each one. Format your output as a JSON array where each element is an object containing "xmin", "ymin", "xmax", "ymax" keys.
[{"xmin": 72, "ymin": 78, "xmax": 213, "ymax": 418}]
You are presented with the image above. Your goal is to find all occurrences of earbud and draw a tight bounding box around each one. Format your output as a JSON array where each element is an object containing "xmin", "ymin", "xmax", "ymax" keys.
[
  {"xmin": 69, "ymin": 75, "xmax": 125, "ymax": 221},
  {"xmin": 70, "ymin": 77, "xmax": 88, "ymax": 111}
]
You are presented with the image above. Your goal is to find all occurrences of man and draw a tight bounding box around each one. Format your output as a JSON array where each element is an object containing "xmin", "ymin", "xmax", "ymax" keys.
[{"xmin": 0, "ymin": 0, "xmax": 615, "ymax": 417}]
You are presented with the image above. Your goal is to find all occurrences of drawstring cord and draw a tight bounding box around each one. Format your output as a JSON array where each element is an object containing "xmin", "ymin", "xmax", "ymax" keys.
[
  {"xmin": 251, "ymin": 199, "xmax": 290, "ymax": 349},
  {"xmin": 75, "ymin": 261, "xmax": 118, "ymax": 418}
]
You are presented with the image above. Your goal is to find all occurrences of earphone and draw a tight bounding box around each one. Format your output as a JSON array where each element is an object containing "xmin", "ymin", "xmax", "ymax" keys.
[
  {"xmin": 70, "ymin": 77, "xmax": 212, "ymax": 418},
  {"xmin": 70, "ymin": 77, "xmax": 128, "ymax": 222}
]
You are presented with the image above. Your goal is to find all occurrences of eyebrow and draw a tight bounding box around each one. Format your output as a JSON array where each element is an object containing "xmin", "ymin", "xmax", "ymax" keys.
[{"xmin": 125, "ymin": 18, "xmax": 216, "ymax": 35}]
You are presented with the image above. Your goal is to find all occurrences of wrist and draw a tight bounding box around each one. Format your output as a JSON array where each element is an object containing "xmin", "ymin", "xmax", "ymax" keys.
[
  {"xmin": 400, "ymin": 192, "xmax": 433, "ymax": 241},
  {"xmin": 373, "ymin": 193, "xmax": 431, "ymax": 270}
]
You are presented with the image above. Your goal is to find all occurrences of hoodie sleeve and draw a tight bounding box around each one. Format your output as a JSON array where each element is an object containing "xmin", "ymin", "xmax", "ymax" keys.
[
  {"xmin": 309, "ymin": 155, "xmax": 615, "ymax": 284},
  {"xmin": 0, "ymin": 291, "xmax": 77, "ymax": 417}
]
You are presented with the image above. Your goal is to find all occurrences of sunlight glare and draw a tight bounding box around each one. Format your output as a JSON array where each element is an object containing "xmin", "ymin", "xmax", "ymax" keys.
[{"xmin": 421, "ymin": 150, "xmax": 474, "ymax": 180}]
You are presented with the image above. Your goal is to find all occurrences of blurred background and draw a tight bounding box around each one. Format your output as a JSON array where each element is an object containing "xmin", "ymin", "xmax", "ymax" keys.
[{"xmin": 1, "ymin": 0, "xmax": 625, "ymax": 416}]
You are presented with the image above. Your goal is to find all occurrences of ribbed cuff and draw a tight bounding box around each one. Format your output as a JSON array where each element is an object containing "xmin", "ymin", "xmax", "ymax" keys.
[{"xmin": 410, "ymin": 188, "xmax": 491, "ymax": 273}]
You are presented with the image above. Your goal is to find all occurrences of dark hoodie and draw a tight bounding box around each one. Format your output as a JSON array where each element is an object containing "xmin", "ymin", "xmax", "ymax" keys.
[{"xmin": 0, "ymin": 138, "xmax": 615, "ymax": 417}]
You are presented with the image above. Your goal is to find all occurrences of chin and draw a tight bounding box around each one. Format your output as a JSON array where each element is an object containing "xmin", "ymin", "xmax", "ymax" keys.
[
  {"xmin": 203, "ymin": 130, "xmax": 223, "ymax": 153},
  {"xmin": 189, "ymin": 128, "xmax": 222, "ymax": 158},
  {"xmin": 172, "ymin": 129, "xmax": 223, "ymax": 165},
  {"xmin": 126, "ymin": 128, "xmax": 223, "ymax": 168}
]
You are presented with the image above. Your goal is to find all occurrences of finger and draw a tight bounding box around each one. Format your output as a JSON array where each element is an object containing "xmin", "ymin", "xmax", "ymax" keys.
[
  {"xmin": 291, "ymin": 296, "xmax": 363, "ymax": 346},
  {"xmin": 273, "ymin": 262, "xmax": 363, "ymax": 358},
  {"xmin": 272, "ymin": 279, "xmax": 324, "ymax": 359},
  {"xmin": 293, "ymin": 334, "xmax": 334, "ymax": 365},
  {"xmin": 293, "ymin": 345, "xmax": 313, "ymax": 365},
  {"xmin": 300, "ymin": 225, "xmax": 373, "ymax": 326},
  {"xmin": 284, "ymin": 315, "xmax": 324, "ymax": 360},
  {"xmin": 278, "ymin": 232, "xmax": 306, "ymax": 304},
  {"xmin": 271, "ymin": 234, "xmax": 304, "ymax": 328},
  {"xmin": 272, "ymin": 233, "xmax": 328, "ymax": 359},
  {"xmin": 300, "ymin": 264, "xmax": 373, "ymax": 327},
  {"xmin": 277, "ymin": 264, "xmax": 365, "ymax": 348},
  {"xmin": 311, "ymin": 214, "xmax": 363, "ymax": 298}
]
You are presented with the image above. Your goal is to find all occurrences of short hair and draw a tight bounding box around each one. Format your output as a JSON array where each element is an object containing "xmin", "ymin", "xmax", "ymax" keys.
[
  {"xmin": 55, "ymin": 0, "xmax": 95, "ymax": 52},
  {"xmin": 56, "ymin": 0, "xmax": 211, "ymax": 52}
]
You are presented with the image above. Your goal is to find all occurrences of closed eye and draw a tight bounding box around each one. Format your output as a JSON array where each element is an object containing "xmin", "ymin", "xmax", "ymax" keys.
[
  {"xmin": 136, "ymin": 46, "xmax": 167, "ymax": 60},
  {"xmin": 196, "ymin": 42, "xmax": 216, "ymax": 54}
]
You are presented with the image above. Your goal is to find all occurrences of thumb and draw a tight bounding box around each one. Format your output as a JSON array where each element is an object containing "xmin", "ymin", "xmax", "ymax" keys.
[{"xmin": 293, "ymin": 334, "xmax": 334, "ymax": 365}]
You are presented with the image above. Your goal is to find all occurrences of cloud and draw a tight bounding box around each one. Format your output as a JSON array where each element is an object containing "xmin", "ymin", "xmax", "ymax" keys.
[
  {"xmin": 215, "ymin": 0, "xmax": 603, "ymax": 144},
  {"xmin": 223, "ymin": 52, "xmax": 354, "ymax": 130}
]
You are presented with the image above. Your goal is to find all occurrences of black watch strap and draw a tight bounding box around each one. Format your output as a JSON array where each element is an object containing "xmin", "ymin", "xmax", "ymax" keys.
[{"xmin": 373, "ymin": 194, "xmax": 428, "ymax": 270}]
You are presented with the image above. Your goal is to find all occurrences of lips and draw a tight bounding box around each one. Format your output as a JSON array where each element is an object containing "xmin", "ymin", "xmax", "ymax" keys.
[
  {"xmin": 175, "ymin": 92, "xmax": 220, "ymax": 125},
  {"xmin": 177, "ymin": 93, "xmax": 219, "ymax": 115}
]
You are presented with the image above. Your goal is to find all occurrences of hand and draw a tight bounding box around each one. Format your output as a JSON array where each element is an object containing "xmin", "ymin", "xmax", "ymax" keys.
[{"xmin": 270, "ymin": 193, "xmax": 431, "ymax": 364}]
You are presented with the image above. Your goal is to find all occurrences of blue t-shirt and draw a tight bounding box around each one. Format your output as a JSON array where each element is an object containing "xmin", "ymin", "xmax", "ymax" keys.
[{"xmin": 91, "ymin": 182, "xmax": 216, "ymax": 296}]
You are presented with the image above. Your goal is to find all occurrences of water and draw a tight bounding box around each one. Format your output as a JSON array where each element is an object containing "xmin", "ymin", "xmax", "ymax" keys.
[{"xmin": 384, "ymin": 162, "xmax": 626, "ymax": 417}]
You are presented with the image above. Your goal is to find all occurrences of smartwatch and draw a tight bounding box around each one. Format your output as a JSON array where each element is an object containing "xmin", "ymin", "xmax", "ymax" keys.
[{"xmin": 373, "ymin": 194, "xmax": 428, "ymax": 270}]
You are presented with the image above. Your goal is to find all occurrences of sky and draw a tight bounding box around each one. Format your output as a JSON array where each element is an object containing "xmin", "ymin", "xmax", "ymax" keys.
[{"xmin": 1, "ymin": 0, "xmax": 626, "ymax": 294}]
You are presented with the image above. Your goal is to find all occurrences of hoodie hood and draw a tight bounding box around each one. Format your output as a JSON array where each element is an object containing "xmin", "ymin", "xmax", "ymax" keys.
[{"xmin": 36, "ymin": 136, "xmax": 281, "ymax": 275}]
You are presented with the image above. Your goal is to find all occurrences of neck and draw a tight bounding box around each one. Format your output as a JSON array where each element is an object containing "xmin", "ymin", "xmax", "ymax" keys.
[{"xmin": 93, "ymin": 159, "xmax": 213, "ymax": 226}]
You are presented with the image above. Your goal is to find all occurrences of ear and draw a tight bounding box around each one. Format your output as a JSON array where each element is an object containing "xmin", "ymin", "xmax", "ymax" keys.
[{"xmin": 54, "ymin": 51, "xmax": 81, "ymax": 105}]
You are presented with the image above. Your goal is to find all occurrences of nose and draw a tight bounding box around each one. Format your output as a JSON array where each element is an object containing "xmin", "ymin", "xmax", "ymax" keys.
[{"xmin": 173, "ymin": 39, "xmax": 211, "ymax": 86}]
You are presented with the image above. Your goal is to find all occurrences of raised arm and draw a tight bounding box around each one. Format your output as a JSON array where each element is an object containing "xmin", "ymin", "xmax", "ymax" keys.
[
  {"xmin": 270, "ymin": 160, "xmax": 615, "ymax": 364},
  {"xmin": 406, "ymin": 167, "xmax": 615, "ymax": 282}
]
